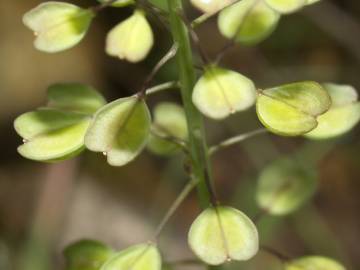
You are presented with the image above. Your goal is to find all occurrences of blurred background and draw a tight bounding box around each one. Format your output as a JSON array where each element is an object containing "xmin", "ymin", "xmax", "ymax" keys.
[{"xmin": 0, "ymin": 0, "xmax": 359, "ymax": 269}]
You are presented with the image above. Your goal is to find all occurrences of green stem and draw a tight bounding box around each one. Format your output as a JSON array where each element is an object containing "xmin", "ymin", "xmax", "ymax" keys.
[{"xmin": 167, "ymin": 0, "xmax": 216, "ymax": 208}]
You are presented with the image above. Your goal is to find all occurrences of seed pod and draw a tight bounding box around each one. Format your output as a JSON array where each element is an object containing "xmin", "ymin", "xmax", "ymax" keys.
[
  {"xmin": 64, "ymin": 240, "xmax": 114, "ymax": 270},
  {"xmin": 15, "ymin": 109, "xmax": 90, "ymax": 161},
  {"xmin": 101, "ymin": 243, "xmax": 161, "ymax": 270},
  {"xmin": 256, "ymin": 81, "xmax": 331, "ymax": 136},
  {"xmin": 285, "ymin": 256, "xmax": 346, "ymax": 270},
  {"xmin": 188, "ymin": 206, "xmax": 259, "ymax": 265},
  {"xmin": 307, "ymin": 0, "xmax": 321, "ymax": 5},
  {"xmin": 190, "ymin": 0, "xmax": 237, "ymax": 14},
  {"xmin": 147, "ymin": 102, "xmax": 188, "ymax": 155},
  {"xmin": 192, "ymin": 66, "xmax": 256, "ymax": 120},
  {"xmin": 85, "ymin": 96, "xmax": 151, "ymax": 166},
  {"xmin": 305, "ymin": 83, "xmax": 360, "ymax": 139},
  {"xmin": 23, "ymin": 2, "xmax": 94, "ymax": 53},
  {"xmin": 218, "ymin": 0, "xmax": 281, "ymax": 45},
  {"xmin": 106, "ymin": 10, "xmax": 154, "ymax": 62},
  {"xmin": 256, "ymin": 158, "xmax": 317, "ymax": 215},
  {"xmin": 265, "ymin": 0, "xmax": 306, "ymax": 14}
]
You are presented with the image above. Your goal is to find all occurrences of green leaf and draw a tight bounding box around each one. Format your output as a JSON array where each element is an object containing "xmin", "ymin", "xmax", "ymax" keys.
[
  {"xmin": 285, "ymin": 256, "xmax": 346, "ymax": 270},
  {"xmin": 256, "ymin": 158, "xmax": 317, "ymax": 216},
  {"xmin": 47, "ymin": 83, "xmax": 106, "ymax": 114},
  {"xmin": 85, "ymin": 96, "xmax": 151, "ymax": 166},
  {"xmin": 188, "ymin": 206, "xmax": 259, "ymax": 265},
  {"xmin": 265, "ymin": 0, "xmax": 306, "ymax": 14},
  {"xmin": 190, "ymin": 0, "xmax": 237, "ymax": 14},
  {"xmin": 97, "ymin": 0, "xmax": 135, "ymax": 7},
  {"xmin": 101, "ymin": 243, "xmax": 161, "ymax": 270},
  {"xmin": 147, "ymin": 102, "xmax": 188, "ymax": 155},
  {"xmin": 64, "ymin": 240, "xmax": 114, "ymax": 270},
  {"xmin": 192, "ymin": 66, "xmax": 256, "ymax": 120},
  {"xmin": 218, "ymin": 0, "xmax": 281, "ymax": 45},
  {"xmin": 256, "ymin": 81, "xmax": 331, "ymax": 136},
  {"xmin": 23, "ymin": 2, "xmax": 94, "ymax": 53},
  {"xmin": 106, "ymin": 10, "xmax": 154, "ymax": 63},
  {"xmin": 305, "ymin": 83, "xmax": 360, "ymax": 139},
  {"xmin": 15, "ymin": 109, "xmax": 90, "ymax": 161}
]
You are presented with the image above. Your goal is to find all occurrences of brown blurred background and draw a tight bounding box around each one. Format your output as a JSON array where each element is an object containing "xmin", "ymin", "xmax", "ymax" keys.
[{"xmin": 0, "ymin": 0, "xmax": 359, "ymax": 270}]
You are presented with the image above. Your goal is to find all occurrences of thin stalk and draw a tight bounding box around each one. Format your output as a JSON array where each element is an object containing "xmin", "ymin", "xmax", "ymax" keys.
[
  {"xmin": 167, "ymin": 0, "xmax": 218, "ymax": 207},
  {"xmin": 153, "ymin": 179, "xmax": 198, "ymax": 239},
  {"xmin": 146, "ymin": 81, "xmax": 180, "ymax": 95},
  {"xmin": 209, "ymin": 128, "xmax": 268, "ymax": 155}
]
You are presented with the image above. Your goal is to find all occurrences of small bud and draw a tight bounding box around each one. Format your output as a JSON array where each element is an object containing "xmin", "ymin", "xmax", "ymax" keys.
[{"xmin": 106, "ymin": 10, "xmax": 154, "ymax": 63}]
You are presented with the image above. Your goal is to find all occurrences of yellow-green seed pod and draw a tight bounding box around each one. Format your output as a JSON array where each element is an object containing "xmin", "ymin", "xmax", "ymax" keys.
[
  {"xmin": 147, "ymin": 102, "xmax": 188, "ymax": 155},
  {"xmin": 286, "ymin": 256, "xmax": 346, "ymax": 270},
  {"xmin": 106, "ymin": 10, "xmax": 154, "ymax": 63},
  {"xmin": 85, "ymin": 96, "xmax": 151, "ymax": 166},
  {"xmin": 190, "ymin": 0, "xmax": 237, "ymax": 14},
  {"xmin": 98, "ymin": 0, "xmax": 134, "ymax": 7},
  {"xmin": 188, "ymin": 206, "xmax": 259, "ymax": 265},
  {"xmin": 101, "ymin": 243, "xmax": 161, "ymax": 270},
  {"xmin": 64, "ymin": 240, "xmax": 114, "ymax": 270},
  {"xmin": 15, "ymin": 109, "xmax": 90, "ymax": 162},
  {"xmin": 265, "ymin": 0, "xmax": 306, "ymax": 14},
  {"xmin": 23, "ymin": 2, "xmax": 94, "ymax": 53},
  {"xmin": 256, "ymin": 81, "xmax": 331, "ymax": 136},
  {"xmin": 306, "ymin": 0, "xmax": 321, "ymax": 5},
  {"xmin": 256, "ymin": 158, "xmax": 317, "ymax": 216},
  {"xmin": 192, "ymin": 66, "xmax": 256, "ymax": 120},
  {"xmin": 218, "ymin": 0, "xmax": 281, "ymax": 45},
  {"xmin": 305, "ymin": 83, "xmax": 360, "ymax": 139}
]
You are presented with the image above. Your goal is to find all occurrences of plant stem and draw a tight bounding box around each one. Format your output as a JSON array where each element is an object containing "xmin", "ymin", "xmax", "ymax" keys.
[
  {"xmin": 167, "ymin": 0, "xmax": 217, "ymax": 208},
  {"xmin": 209, "ymin": 128, "xmax": 268, "ymax": 155},
  {"xmin": 146, "ymin": 81, "xmax": 179, "ymax": 95},
  {"xmin": 153, "ymin": 179, "xmax": 198, "ymax": 239}
]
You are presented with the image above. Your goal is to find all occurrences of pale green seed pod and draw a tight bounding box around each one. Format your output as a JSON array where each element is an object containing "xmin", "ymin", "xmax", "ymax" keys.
[
  {"xmin": 190, "ymin": 0, "xmax": 237, "ymax": 14},
  {"xmin": 64, "ymin": 240, "xmax": 114, "ymax": 270},
  {"xmin": 147, "ymin": 102, "xmax": 188, "ymax": 155},
  {"xmin": 85, "ymin": 97, "xmax": 151, "ymax": 166},
  {"xmin": 192, "ymin": 66, "xmax": 256, "ymax": 120},
  {"xmin": 47, "ymin": 83, "xmax": 106, "ymax": 114},
  {"xmin": 306, "ymin": 0, "xmax": 321, "ymax": 5},
  {"xmin": 98, "ymin": 0, "xmax": 134, "ymax": 7},
  {"xmin": 256, "ymin": 81, "xmax": 331, "ymax": 136},
  {"xmin": 23, "ymin": 1, "xmax": 94, "ymax": 53},
  {"xmin": 305, "ymin": 83, "xmax": 360, "ymax": 139},
  {"xmin": 15, "ymin": 109, "xmax": 91, "ymax": 161},
  {"xmin": 101, "ymin": 243, "xmax": 161, "ymax": 270},
  {"xmin": 265, "ymin": 0, "xmax": 306, "ymax": 14},
  {"xmin": 256, "ymin": 158, "xmax": 317, "ymax": 215},
  {"xmin": 218, "ymin": 0, "xmax": 281, "ymax": 45},
  {"xmin": 285, "ymin": 256, "xmax": 346, "ymax": 270},
  {"xmin": 188, "ymin": 206, "xmax": 259, "ymax": 265},
  {"xmin": 106, "ymin": 10, "xmax": 154, "ymax": 63}
]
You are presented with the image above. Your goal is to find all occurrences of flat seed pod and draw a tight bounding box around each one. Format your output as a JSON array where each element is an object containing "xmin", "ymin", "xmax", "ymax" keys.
[
  {"xmin": 98, "ymin": 0, "xmax": 135, "ymax": 7},
  {"xmin": 85, "ymin": 97, "xmax": 151, "ymax": 166},
  {"xmin": 47, "ymin": 83, "xmax": 106, "ymax": 114},
  {"xmin": 305, "ymin": 83, "xmax": 360, "ymax": 139},
  {"xmin": 256, "ymin": 158, "xmax": 317, "ymax": 215},
  {"xmin": 256, "ymin": 81, "xmax": 331, "ymax": 136},
  {"xmin": 64, "ymin": 240, "xmax": 114, "ymax": 270},
  {"xmin": 101, "ymin": 243, "xmax": 161, "ymax": 270},
  {"xmin": 15, "ymin": 109, "xmax": 90, "ymax": 161},
  {"xmin": 147, "ymin": 102, "xmax": 188, "ymax": 155},
  {"xmin": 188, "ymin": 206, "xmax": 259, "ymax": 265},
  {"xmin": 265, "ymin": 0, "xmax": 306, "ymax": 14},
  {"xmin": 286, "ymin": 256, "xmax": 346, "ymax": 270},
  {"xmin": 190, "ymin": 0, "xmax": 237, "ymax": 14},
  {"xmin": 106, "ymin": 10, "xmax": 154, "ymax": 63},
  {"xmin": 218, "ymin": 0, "xmax": 281, "ymax": 45},
  {"xmin": 23, "ymin": 2, "xmax": 94, "ymax": 53},
  {"xmin": 192, "ymin": 66, "xmax": 256, "ymax": 120}
]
